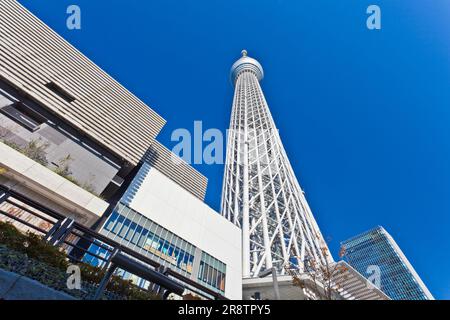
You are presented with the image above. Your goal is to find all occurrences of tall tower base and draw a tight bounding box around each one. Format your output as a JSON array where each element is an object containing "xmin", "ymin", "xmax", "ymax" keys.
[{"xmin": 243, "ymin": 261, "xmax": 391, "ymax": 300}]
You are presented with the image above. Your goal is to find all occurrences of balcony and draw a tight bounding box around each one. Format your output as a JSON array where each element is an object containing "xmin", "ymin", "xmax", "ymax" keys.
[{"xmin": 0, "ymin": 141, "xmax": 108, "ymax": 227}]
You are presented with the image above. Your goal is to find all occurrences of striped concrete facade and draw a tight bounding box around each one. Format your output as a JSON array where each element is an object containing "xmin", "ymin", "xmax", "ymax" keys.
[
  {"xmin": 0, "ymin": 0, "xmax": 208, "ymax": 200},
  {"xmin": 146, "ymin": 140, "xmax": 208, "ymax": 201},
  {"xmin": 0, "ymin": 0, "xmax": 165, "ymax": 165}
]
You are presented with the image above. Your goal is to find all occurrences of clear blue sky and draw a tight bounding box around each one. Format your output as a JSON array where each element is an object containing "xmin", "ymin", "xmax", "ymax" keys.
[{"xmin": 19, "ymin": 0, "xmax": 450, "ymax": 299}]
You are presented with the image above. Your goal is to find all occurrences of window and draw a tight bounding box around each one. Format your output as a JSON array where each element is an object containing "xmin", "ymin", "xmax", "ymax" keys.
[
  {"xmin": 0, "ymin": 102, "xmax": 46, "ymax": 132},
  {"xmin": 107, "ymin": 204, "xmax": 199, "ymax": 274},
  {"xmin": 111, "ymin": 215, "xmax": 125, "ymax": 234},
  {"xmin": 45, "ymin": 82, "xmax": 76, "ymax": 103},
  {"xmin": 83, "ymin": 241, "xmax": 112, "ymax": 268},
  {"xmin": 112, "ymin": 174, "xmax": 125, "ymax": 187},
  {"xmin": 0, "ymin": 92, "xmax": 14, "ymax": 108},
  {"xmin": 198, "ymin": 252, "xmax": 227, "ymax": 293},
  {"xmin": 125, "ymin": 222, "xmax": 137, "ymax": 242},
  {"xmin": 119, "ymin": 218, "xmax": 131, "ymax": 238},
  {"xmin": 131, "ymin": 226, "xmax": 142, "ymax": 245},
  {"xmin": 137, "ymin": 229, "xmax": 148, "ymax": 247},
  {"xmin": 104, "ymin": 211, "xmax": 119, "ymax": 231}
]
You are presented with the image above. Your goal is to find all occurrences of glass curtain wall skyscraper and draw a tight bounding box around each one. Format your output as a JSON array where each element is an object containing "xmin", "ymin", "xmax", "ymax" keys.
[
  {"xmin": 221, "ymin": 51, "xmax": 333, "ymax": 278},
  {"xmin": 341, "ymin": 226, "xmax": 434, "ymax": 300}
]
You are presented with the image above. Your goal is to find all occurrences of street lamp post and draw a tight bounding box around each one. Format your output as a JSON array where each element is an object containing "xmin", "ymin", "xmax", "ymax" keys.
[{"xmin": 259, "ymin": 267, "xmax": 281, "ymax": 300}]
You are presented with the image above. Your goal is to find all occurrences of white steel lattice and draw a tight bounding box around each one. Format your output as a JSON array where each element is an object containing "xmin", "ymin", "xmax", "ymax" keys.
[{"xmin": 221, "ymin": 51, "xmax": 333, "ymax": 278}]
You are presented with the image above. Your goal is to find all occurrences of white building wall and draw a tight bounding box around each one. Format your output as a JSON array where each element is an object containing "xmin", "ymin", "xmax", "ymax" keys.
[{"xmin": 128, "ymin": 167, "xmax": 242, "ymax": 300}]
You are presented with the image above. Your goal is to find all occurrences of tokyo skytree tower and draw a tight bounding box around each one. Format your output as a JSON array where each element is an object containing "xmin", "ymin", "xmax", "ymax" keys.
[{"xmin": 221, "ymin": 51, "xmax": 333, "ymax": 278}]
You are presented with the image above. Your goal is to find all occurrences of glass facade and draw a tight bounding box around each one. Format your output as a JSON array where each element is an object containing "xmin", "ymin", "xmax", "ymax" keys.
[
  {"xmin": 83, "ymin": 240, "xmax": 151, "ymax": 289},
  {"xmin": 341, "ymin": 226, "xmax": 433, "ymax": 300},
  {"xmin": 101, "ymin": 203, "xmax": 195, "ymax": 275},
  {"xmin": 198, "ymin": 252, "xmax": 227, "ymax": 293},
  {"xmin": 86, "ymin": 202, "xmax": 227, "ymax": 294}
]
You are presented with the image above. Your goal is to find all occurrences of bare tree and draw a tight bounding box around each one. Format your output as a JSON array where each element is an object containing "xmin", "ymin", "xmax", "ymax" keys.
[{"xmin": 287, "ymin": 244, "xmax": 349, "ymax": 300}]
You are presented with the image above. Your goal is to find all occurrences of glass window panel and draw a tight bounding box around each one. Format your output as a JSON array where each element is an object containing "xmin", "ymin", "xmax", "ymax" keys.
[
  {"xmin": 173, "ymin": 246, "xmax": 181, "ymax": 267},
  {"xmin": 167, "ymin": 244, "xmax": 176, "ymax": 264},
  {"xmin": 199, "ymin": 261, "xmax": 205, "ymax": 280},
  {"xmin": 112, "ymin": 215, "xmax": 125, "ymax": 234},
  {"xmin": 144, "ymin": 233, "xmax": 157, "ymax": 253},
  {"xmin": 119, "ymin": 219, "xmax": 131, "ymax": 238},
  {"xmin": 178, "ymin": 249, "xmax": 187, "ymax": 270},
  {"xmin": 158, "ymin": 229, "xmax": 168, "ymax": 242},
  {"xmin": 149, "ymin": 223, "xmax": 159, "ymax": 236},
  {"xmin": 181, "ymin": 253, "xmax": 190, "ymax": 273},
  {"xmin": 179, "ymin": 238, "xmax": 188, "ymax": 254},
  {"xmin": 125, "ymin": 222, "xmax": 137, "ymax": 242},
  {"xmin": 207, "ymin": 265, "xmax": 213, "ymax": 286},
  {"xmin": 161, "ymin": 241, "xmax": 170, "ymax": 256},
  {"xmin": 219, "ymin": 272, "xmax": 226, "ymax": 292},
  {"xmin": 137, "ymin": 230, "xmax": 147, "ymax": 248},
  {"xmin": 132, "ymin": 226, "xmax": 143, "ymax": 245},
  {"xmin": 126, "ymin": 209, "xmax": 138, "ymax": 222},
  {"xmin": 120, "ymin": 206, "xmax": 132, "ymax": 219},
  {"xmin": 104, "ymin": 211, "xmax": 119, "ymax": 232},
  {"xmin": 172, "ymin": 235, "xmax": 181, "ymax": 249},
  {"xmin": 212, "ymin": 268, "xmax": 218, "ymax": 288},
  {"xmin": 0, "ymin": 92, "xmax": 14, "ymax": 108}
]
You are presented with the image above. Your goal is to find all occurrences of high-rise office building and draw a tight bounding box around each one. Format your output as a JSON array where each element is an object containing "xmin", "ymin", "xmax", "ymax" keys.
[
  {"xmin": 341, "ymin": 226, "xmax": 434, "ymax": 300},
  {"xmin": 221, "ymin": 50, "xmax": 332, "ymax": 279}
]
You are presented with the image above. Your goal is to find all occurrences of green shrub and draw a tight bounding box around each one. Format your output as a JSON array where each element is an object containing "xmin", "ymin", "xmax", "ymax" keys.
[
  {"xmin": 1, "ymin": 139, "xmax": 22, "ymax": 152},
  {"xmin": 22, "ymin": 139, "xmax": 50, "ymax": 166},
  {"xmin": 1, "ymin": 140, "xmax": 100, "ymax": 196},
  {"xmin": 53, "ymin": 154, "xmax": 73, "ymax": 178},
  {"xmin": 0, "ymin": 221, "xmax": 68, "ymax": 270},
  {"xmin": 1, "ymin": 138, "xmax": 49, "ymax": 166},
  {"xmin": 0, "ymin": 221, "xmax": 161, "ymax": 300}
]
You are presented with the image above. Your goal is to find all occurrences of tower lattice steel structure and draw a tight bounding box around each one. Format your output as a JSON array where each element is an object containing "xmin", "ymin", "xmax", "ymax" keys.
[{"xmin": 221, "ymin": 51, "xmax": 333, "ymax": 278}]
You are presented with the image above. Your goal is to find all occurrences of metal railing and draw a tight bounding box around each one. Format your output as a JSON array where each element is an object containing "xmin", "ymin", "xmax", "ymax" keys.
[{"xmin": 0, "ymin": 186, "xmax": 227, "ymax": 300}]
